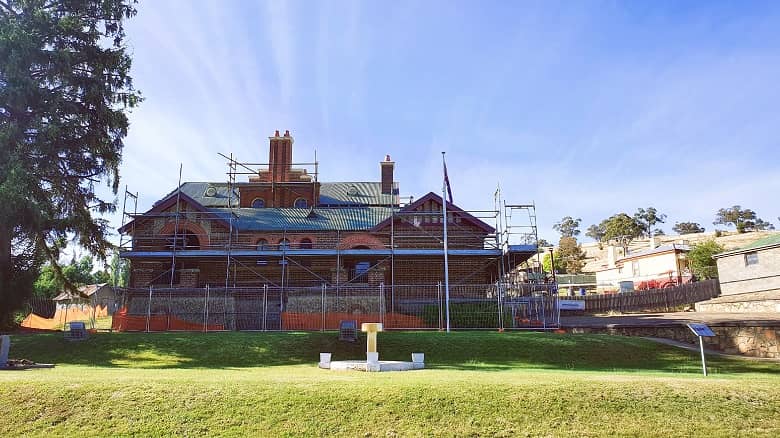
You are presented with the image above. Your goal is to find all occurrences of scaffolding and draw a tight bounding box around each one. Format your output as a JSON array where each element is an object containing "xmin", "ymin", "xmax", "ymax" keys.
[{"xmin": 114, "ymin": 153, "xmax": 558, "ymax": 331}]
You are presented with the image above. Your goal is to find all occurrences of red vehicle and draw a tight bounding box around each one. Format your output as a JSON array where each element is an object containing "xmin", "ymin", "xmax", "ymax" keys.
[{"xmin": 636, "ymin": 270, "xmax": 693, "ymax": 290}]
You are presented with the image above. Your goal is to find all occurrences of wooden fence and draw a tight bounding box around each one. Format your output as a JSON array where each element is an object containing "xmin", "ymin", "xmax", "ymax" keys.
[{"xmin": 567, "ymin": 279, "xmax": 720, "ymax": 314}]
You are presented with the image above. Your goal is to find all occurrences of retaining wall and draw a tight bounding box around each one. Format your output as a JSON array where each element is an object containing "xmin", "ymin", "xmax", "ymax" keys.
[{"xmin": 569, "ymin": 323, "xmax": 780, "ymax": 358}]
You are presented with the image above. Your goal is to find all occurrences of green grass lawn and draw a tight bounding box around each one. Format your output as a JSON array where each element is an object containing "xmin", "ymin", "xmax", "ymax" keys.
[{"xmin": 2, "ymin": 331, "xmax": 779, "ymax": 437}]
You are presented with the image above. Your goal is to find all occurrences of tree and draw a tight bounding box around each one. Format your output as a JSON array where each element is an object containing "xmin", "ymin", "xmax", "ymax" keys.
[
  {"xmin": 556, "ymin": 237, "xmax": 586, "ymax": 274},
  {"xmin": 553, "ymin": 216, "xmax": 581, "ymax": 238},
  {"xmin": 33, "ymin": 255, "xmax": 100, "ymax": 298},
  {"xmin": 754, "ymin": 218, "xmax": 775, "ymax": 231},
  {"xmin": 634, "ymin": 207, "xmax": 666, "ymax": 238},
  {"xmin": 713, "ymin": 205, "xmax": 773, "ymax": 233},
  {"xmin": 107, "ymin": 252, "xmax": 129, "ymax": 287},
  {"xmin": 687, "ymin": 240, "xmax": 725, "ymax": 280},
  {"xmin": 585, "ymin": 224, "xmax": 606, "ymax": 243},
  {"xmin": 673, "ymin": 222, "xmax": 705, "ymax": 234},
  {"xmin": 0, "ymin": 1, "xmax": 140, "ymax": 327},
  {"xmin": 601, "ymin": 213, "xmax": 644, "ymax": 246},
  {"xmin": 541, "ymin": 250, "xmax": 564, "ymax": 275}
]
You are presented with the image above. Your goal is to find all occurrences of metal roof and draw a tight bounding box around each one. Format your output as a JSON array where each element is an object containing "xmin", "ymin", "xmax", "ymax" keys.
[
  {"xmin": 212, "ymin": 207, "xmax": 396, "ymax": 231},
  {"xmin": 616, "ymin": 244, "xmax": 690, "ymax": 262},
  {"xmin": 164, "ymin": 182, "xmax": 397, "ymax": 208},
  {"xmin": 52, "ymin": 283, "xmax": 110, "ymax": 301},
  {"xmin": 121, "ymin": 248, "xmax": 505, "ymax": 258},
  {"xmin": 319, "ymin": 182, "xmax": 398, "ymax": 206},
  {"xmin": 714, "ymin": 233, "xmax": 780, "ymax": 258}
]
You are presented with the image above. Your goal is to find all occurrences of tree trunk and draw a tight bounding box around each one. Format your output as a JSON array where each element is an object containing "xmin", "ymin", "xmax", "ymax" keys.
[{"xmin": 0, "ymin": 222, "xmax": 12, "ymax": 328}]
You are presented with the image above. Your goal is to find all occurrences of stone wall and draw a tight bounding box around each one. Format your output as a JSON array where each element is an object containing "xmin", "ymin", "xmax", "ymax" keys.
[
  {"xmin": 696, "ymin": 299, "xmax": 780, "ymax": 313},
  {"xmin": 568, "ymin": 323, "xmax": 779, "ymax": 358}
]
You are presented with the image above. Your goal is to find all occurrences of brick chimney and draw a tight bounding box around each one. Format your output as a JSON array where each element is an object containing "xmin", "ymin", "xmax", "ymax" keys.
[
  {"xmin": 380, "ymin": 154, "xmax": 395, "ymax": 195},
  {"xmin": 269, "ymin": 130, "xmax": 293, "ymax": 182}
]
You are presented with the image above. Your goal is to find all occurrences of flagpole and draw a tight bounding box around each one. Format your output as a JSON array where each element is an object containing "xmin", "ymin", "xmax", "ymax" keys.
[{"xmin": 442, "ymin": 152, "xmax": 451, "ymax": 333}]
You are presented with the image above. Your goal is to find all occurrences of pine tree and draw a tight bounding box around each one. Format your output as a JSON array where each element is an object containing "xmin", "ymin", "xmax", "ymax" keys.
[{"xmin": 0, "ymin": 0, "xmax": 141, "ymax": 327}]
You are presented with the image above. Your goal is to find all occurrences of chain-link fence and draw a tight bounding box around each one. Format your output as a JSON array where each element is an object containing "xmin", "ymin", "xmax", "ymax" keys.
[{"xmin": 111, "ymin": 283, "xmax": 560, "ymax": 332}]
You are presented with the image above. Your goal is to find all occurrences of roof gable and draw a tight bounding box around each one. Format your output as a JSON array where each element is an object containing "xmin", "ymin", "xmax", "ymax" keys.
[
  {"xmin": 118, "ymin": 189, "xmax": 230, "ymax": 233},
  {"xmin": 371, "ymin": 192, "xmax": 494, "ymax": 234}
]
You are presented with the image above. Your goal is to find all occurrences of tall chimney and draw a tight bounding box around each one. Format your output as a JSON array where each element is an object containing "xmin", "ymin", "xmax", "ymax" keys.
[
  {"xmin": 269, "ymin": 130, "xmax": 293, "ymax": 182},
  {"xmin": 380, "ymin": 154, "xmax": 395, "ymax": 195}
]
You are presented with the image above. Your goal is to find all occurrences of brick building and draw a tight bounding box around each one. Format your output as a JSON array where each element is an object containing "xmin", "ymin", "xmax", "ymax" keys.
[
  {"xmin": 116, "ymin": 130, "xmax": 539, "ymax": 330},
  {"xmin": 120, "ymin": 130, "xmax": 535, "ymax": 288}
]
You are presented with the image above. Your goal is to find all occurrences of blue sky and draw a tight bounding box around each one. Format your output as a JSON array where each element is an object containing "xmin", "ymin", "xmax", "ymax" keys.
[{"xmin": 108, "ymin": 0, "xmax": 780, "ymax": 245}]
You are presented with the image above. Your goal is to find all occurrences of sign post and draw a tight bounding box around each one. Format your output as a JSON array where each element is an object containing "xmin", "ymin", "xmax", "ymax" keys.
[
  {"xmin": 0, "ymin": 335, "xmax": 9, "ymax": 368},
  {"xmin": 687, "ymin": 323, "xmax": 716, "ymax": 376}
]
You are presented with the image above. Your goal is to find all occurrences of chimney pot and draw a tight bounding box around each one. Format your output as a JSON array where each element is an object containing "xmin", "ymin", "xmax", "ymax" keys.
[
  {"xmin": 284, "ymin": 130, "xmax": 290, "ymax": 137},
  {"xmin": 274, "ymin": 130, "xmax": 280, "ymax": 137},
  {"xmin": 380, "ymin": 155, "xmax": 395, "ymax": 195}
]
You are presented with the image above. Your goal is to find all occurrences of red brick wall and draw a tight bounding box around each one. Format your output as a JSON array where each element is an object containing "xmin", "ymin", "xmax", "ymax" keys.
[{"xmin": 238, "ymin": 182, "xmax": 320, "ymax": 208}]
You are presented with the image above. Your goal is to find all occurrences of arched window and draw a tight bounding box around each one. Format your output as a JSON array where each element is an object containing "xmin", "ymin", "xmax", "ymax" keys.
[
  {"xmin": 278, "ymin": 239, "xmax": 290, "ymax": 251},
  {"xmin": 256, "ymin": 239, "xmax": 269, "ymax": 251},
  {"xmin": 167, "ymin": 231, "xmax": 200, "ymax": 250},
  {"xmin": 294, "ymin": 198, "xmax": 308, "ymax": 208},
  {"xmin": 251, "ymin": 198, "xmax": 265, "ymax": 208},
  {"xmin": 299, "ymin": 238, "xmax": 313, "ymax": 249}
]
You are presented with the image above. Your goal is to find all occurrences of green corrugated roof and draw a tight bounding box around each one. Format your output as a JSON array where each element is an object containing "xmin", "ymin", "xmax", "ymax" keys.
[
  {"xmin": 217, "ymin": 207, "xmax": 395, "ymax": 231},
  {"xmin": 170, "ymin": 182, "xmax": 397, "ymax": 208},
  {"xmin": 714, "ymin": 232, "xmax": 780, "ymax": 258},
  {"xmin": 319, "ymin": 182, "xmax": 398, "ymax": 206},
  {"xmin": 739, "ymin": 233, "xmax": 780, "ymax": 251}
]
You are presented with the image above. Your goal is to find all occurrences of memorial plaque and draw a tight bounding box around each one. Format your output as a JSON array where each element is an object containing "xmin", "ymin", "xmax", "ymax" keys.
[{"xmin": 687, "ymin": 323, "xmax": 715, "ymax": 337}]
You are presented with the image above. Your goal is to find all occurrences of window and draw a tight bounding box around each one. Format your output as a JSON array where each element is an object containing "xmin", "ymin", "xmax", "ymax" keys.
[
  {"xmin": 166, "ymin": 231, "xmax": 199, "ymax": 250},
  {"xmin": 294, "ymin": 198, "xmax": 308, "ymax": 208},
  {"xmin": 152, "ymin": 262, "xmax": 183, "ymax": 286},
  {"xmin": 299, "ymin": 238, "xmax": 313, "ymax": 249},
  {"xmin": 251, "ymin": 198, "xmax": 265, "ymax": 208},
  {"xmin": 256, "ymin": 239, "xmax": 269, "ymax": 251},
  {"xmin": 351, "ymin": 261, "xmax": 371, "ymax": 282},
  {"xmin": 631, "ymin": 261, "xmax": 640, "ymax": 276},
  {"xmin": 745, "ymin": 252, "xmax": 759, "ymax": 266},
  {"xmin": 278, "ymin": 239, "xmax": 290, "ymax": 251}
]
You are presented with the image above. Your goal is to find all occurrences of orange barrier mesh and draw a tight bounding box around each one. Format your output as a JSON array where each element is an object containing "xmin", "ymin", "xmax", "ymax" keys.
[
  {"xmin": 20, "ymin": 305, "xmax": 108, "ymax": 330},
  {"xmin": 111, "ymin": 307, "xmax": 224, "ymax": 332},
  {"xmin": 282, "ymin": 312, "xmax": 430, "ymax": 331}
]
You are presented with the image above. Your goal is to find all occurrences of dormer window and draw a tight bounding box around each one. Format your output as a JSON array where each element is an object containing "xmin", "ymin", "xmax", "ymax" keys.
[
  {"xmin": 294, "ymin": 198, "xmax": 308, "ymax": 208},
  {"xmin": 251, "ymin": 198, "xmax": 265, "ymax": 208}
]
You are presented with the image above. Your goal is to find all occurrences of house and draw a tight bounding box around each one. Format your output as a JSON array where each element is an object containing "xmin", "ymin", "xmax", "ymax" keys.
[
  {"xmin": 53, "ymin": 283, "xmax": 118, "ymax": 314},
  {"xmin": 595, "ymin": 243, "xmax": 691, "ymax": 292},
  {"xmin": 116, "ymin": 130, "xmax": 538, "ymax": 330},
  {"xmin": 713, "ymin": 234, "xmax": 780, "ymax": 297}
]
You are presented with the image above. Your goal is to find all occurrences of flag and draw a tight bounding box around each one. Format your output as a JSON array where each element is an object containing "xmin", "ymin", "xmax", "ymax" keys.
[{"xmin": 443, "ymin": 157, "xmax": 453, "ymax": 204}]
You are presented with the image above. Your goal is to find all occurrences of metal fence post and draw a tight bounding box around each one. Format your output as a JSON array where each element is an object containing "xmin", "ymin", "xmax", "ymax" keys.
[
  {"xmin": 437, "ymin": 282, "xmax": 443, "ymax": 330},
  {"xmin": 379, "ymin": 282, "xmax": 385, "ymax": 327},
  {"xmin": 321, "ymin": 283, "xmax": 326, "ymax": 332},
  {"xmin": 496, "ymin": 281, "xmax": 503, "ymax": 331},
  {"xmin": 203, "ymin": 284, "xmax": 209, "ymax": 333},
  {"xmin": 145, "ymin": 285, "xmax": 152, "ymax": 333},
  {"xmin": 262, "ymin": 284, "xmax": 268, "ymax": 332}
]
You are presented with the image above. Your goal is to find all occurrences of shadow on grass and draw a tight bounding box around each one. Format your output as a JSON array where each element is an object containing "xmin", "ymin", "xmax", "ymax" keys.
[{"xmin": 8, "ymin": 331, "xmax": 779, "ymax": 375}]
